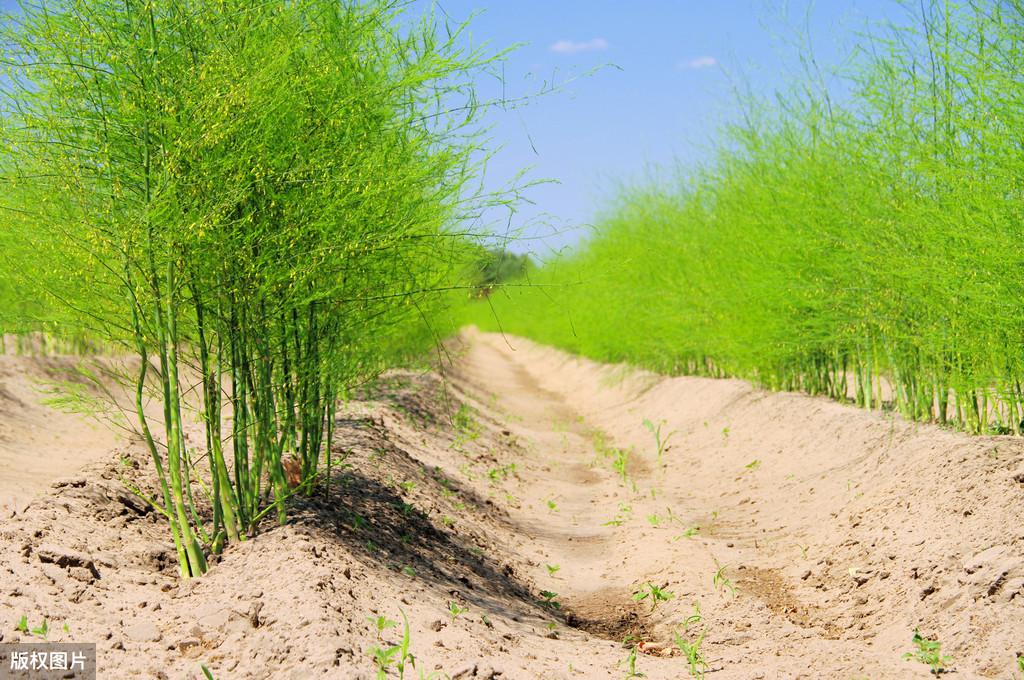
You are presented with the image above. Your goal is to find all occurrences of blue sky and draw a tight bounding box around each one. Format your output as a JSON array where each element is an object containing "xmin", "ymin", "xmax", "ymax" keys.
[
  {"xmin": 0, "ymin": 0, "xmax": 909, "ymax": 255},
  {"xmin": 405, "ymin": 0, "xmax": 908, "ymax": 255}
]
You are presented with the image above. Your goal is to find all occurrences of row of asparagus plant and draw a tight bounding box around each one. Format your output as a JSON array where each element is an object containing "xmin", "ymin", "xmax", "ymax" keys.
[
  {"xmin": 472, "ymin": 0, "xmax": 1024, "ymax": 434},
  {"xmin": 0, "ymin": 0, "xmax": 510, "ymax": 577}
]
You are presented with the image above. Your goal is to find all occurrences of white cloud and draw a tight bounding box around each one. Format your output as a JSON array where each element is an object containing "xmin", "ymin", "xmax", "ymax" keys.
[
  {"xmin": 550, "ymin": 38, "xmax": 609, "ymax": 55},
  {"xmin": 680, "ymin": 55, "xmax": 718, "ymax": 70}
]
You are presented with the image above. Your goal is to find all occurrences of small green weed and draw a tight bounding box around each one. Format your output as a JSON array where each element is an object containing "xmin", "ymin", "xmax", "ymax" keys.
[
  {"xmin": 675, "ymin": 602, "xmax": 709, "ymax": 678},
  {"xmin": 451, "ymin": 404, "xmax": 481, "ymax": 447},
  {"xmin": 632, "ymin": 582, "xmax": 674, "ymax": 611},
  {"xmin": 487, "ymin": 463, "xmax": 516, "ymax": 484},
  {"xmin": 369, "ymin": 645, "xmax": 401, "ymax": 679},
  {"xmin": 604, "ymin": 503, "xmax": 633, "ymax": 527},
  {"xmin": 538, "ymin": 590, "xmax": 561, "ymax": 610},
  {"xmin": 612, "ymin": 448, "xmax": 630, "ymax": 483},
  {"xmin": 675, "ymin": 630, "xmax": 708, "ymax": 678},
  {"xmin": 15, "ymin": 615, "xmax": 48, "ymax": 640},
  {"xmin": 712, "ymin": 565, "xmax": 735, "ymax": 597},
  {"xmin": 642, "ymin": 418, "xmax": 676, "ymax": 466},
  {"xmin": 902, "ymin": 629, "xmax": 951, "ymax": 674},
  {"xmin": 620, "ymin": 639, "xmax": 644, "ymax": 679},
  {"xmin": 673, "ymin": 526, "xmax": 700, "ymax": 540},
  {"xmin": 368, "ymin": 614, "xmax": 398, "ymax": 640},
  {"xmin": 682, "ymin": 601, "xmax": 703, "ymax": 631}
]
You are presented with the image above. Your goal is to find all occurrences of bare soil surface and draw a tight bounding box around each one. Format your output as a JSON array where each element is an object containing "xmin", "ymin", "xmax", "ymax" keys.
[
  {"xmin": 0, "ymin": 355, "xmax": 130, "ymax": 516},
  {"xmin": 1, "ymin": 329, "xmax": 1023, "ymax": 678}
]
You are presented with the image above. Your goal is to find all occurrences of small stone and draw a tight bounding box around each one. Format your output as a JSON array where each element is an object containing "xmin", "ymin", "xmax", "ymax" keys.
[
  {"xmin": 429, "ymin": 620, "xmax": 445, "ymax": 632},
  {"xmin": 800, "ymin": 569, "xmax": 811, "ymax": 580},
  {"xmin": 68, "ymin": 567, "xmax": 96, "ymax": 584},
  {"xmin": 126, "ymin": 620, "xmax": 162, "ymax": 643}
]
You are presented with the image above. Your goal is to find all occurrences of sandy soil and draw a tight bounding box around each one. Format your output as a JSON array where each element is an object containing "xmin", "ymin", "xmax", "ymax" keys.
[
  {"xmin": 0, "ymin": 355, "xmax": 132, "ymax": 516},
  {"xmin": 1, "ymin": 329, "xmax": 1023, "ymax": 678}
]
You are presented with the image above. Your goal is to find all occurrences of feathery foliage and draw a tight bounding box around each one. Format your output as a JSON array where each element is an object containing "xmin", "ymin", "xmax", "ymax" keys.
[
  {"xmin": 1, "ymin": 0, "xmax": 507, "ymax": 577},
  {"xmin": 474, "ymin": 0, "xmax": 1024, "ymax": 435}
]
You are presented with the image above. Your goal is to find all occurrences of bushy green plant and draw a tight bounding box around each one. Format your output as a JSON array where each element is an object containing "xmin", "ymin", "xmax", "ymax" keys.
[
  {"xmin": 0, "ymin": 0, "xmax": 514, "ymax": 578},
  {"xmin": 470, "ymin": 0, "xmax": 1024, "ymax": 437}
]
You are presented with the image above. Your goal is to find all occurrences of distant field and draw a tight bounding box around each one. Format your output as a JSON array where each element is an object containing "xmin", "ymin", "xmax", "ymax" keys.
[{"xmin": 473, "ymin": 1, "xmax": 1024, "ymax": 436}]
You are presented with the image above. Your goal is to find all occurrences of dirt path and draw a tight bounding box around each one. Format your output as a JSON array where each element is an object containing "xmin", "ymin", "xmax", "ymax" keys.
[
  {"xmin": 445, "ymin": 330, "xmax": 1024, "ymax": 678},
  {"xmin": 0, "ymin": 330, "xmax": 1021, "ymax": 678}
]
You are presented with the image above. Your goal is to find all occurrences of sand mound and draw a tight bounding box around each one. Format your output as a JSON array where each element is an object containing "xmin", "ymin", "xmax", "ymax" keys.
[{"xmin": 0, "ymin": 331, "xmax": 1021, "ymax": 678}]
